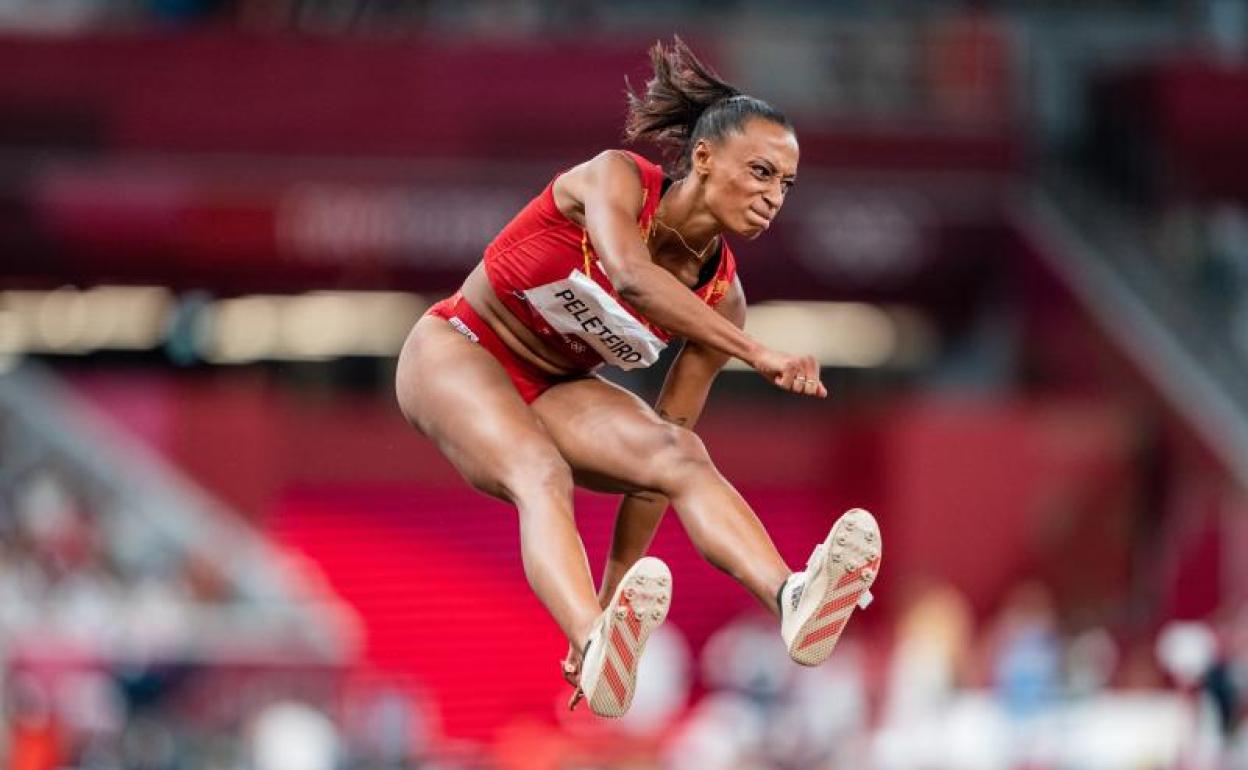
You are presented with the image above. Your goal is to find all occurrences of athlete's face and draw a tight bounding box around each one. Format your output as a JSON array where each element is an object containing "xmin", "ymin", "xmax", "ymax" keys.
[{"xmin": 693, "ymin": 118, "xmax": 799, "ymax": 240}]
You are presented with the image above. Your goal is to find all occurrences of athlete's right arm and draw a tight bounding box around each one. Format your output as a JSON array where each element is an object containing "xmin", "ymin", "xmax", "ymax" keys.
[{"xmin": 556, "ymin": 151, "xmax": 823, "ymax": 397}]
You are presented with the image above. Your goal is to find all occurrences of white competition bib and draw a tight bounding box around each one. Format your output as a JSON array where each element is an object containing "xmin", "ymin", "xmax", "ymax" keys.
[{"xmin": 523, "ymin": 269, "xmax": 667, "ymax": 370}]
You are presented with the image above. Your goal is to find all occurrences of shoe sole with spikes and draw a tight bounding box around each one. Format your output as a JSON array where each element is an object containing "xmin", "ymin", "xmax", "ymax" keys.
[
  {"xmin": 782, "ymin": 508, "xmax": 882, "ymax": 667},
  {"xmin": 576, "ymin": 556, "xmax": 672, "ymax": 718}
]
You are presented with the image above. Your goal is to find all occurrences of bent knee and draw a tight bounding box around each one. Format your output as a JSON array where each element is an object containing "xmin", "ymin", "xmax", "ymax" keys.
[
  {"xmin": 660, "ymin": 423, "xmax": 711, "ymax": 462},
  {"xmin": 648, "ymin": 425, "xmax": 714, "ymax": 489},
  {"xmin": 492, "ymin": 445, "xmax": 574, "ymax": 503}
]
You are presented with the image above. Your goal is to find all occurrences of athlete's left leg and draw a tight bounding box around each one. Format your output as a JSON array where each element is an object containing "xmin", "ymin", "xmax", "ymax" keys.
[
  {"xmin": 535, "ymin": 376, "xmax": 880, "ymax": 684},
  {"xmin": 530, "ymin": 376, "xmax": 792, "ymax": 613}
]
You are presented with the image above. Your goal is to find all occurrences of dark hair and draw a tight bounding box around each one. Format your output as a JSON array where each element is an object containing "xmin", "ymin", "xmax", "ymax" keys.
[{"xmin": 624, "ymin": 37, "xmax": 793, "ymax": 175}]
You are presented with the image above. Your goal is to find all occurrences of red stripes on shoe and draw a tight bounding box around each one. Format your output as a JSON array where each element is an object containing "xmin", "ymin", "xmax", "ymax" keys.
[
  {"xmin": 816, "ymin": 589, "xmax": 864, "ymax": 621},
  {"xmin": 834, "ymin": 556, "xmax": 881, "ymax": 591},
  {"xmin": 603, "ymin": 657, "xmax": 628, "ymax": 704},
  {"xmin": 611, "ymin": 625, "xmax": 635, "ymax": 671},
  {"xmin": 797, "ymin": 618, "xmax": 846, "ymax": 652},
  {"xmin": 625, "ymin": 606, "xmax": 642, "ymax": 641}
]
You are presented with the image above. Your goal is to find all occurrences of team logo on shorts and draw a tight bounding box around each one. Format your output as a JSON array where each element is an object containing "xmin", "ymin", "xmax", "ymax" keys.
[{"xmin": 447, "ymin": 316, "xmax": 480, "ymax": 343}]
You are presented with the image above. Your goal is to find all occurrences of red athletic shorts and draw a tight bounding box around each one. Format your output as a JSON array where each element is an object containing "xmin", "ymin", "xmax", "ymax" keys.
[{"xmin": 425, "ymin": 292, "xmax": 574, "ymax": 404}]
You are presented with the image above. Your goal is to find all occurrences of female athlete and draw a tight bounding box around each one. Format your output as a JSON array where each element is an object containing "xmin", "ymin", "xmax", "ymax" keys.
[{"xmin": 395, "ymin": 38, "xmax": 882, "ymax": 718}]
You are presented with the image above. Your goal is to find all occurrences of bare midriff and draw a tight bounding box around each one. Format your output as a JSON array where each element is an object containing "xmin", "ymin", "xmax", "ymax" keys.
[{"xmin": 459, "ymin": 262, "xmax": 586, "ymax": 376}]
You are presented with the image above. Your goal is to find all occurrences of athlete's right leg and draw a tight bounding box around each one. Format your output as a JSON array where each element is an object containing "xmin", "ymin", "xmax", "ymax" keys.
[{"xmin": 394, "ymin": 316, "xmax": 601, "ymax": 649}]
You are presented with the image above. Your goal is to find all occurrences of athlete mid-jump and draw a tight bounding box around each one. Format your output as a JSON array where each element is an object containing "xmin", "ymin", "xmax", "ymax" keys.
[{"xmin": 395, "ymin": 37, "xmax": 882, "ymax": 717}]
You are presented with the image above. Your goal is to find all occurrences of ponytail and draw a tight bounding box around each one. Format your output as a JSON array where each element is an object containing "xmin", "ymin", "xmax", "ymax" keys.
[{"xmin": 624, "ymin": 37, "xmax": 792, "ymax": 175}]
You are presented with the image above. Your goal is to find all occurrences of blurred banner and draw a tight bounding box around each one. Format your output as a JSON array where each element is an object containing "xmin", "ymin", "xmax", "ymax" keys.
[
  {"xmin": 4, "ymin": 155, "xmax": 1009, "ymax": 306},
  {"xmin": 0, "ymin": 23, "xmax": 1012, "ymax": 155},
  {"xmin": 1090, "ymin": 56, "xmax": 1248, "ymax": 202},
  {"xmin": 0, "ymin": 30, "xmax": 1017, "ymax": 304}
]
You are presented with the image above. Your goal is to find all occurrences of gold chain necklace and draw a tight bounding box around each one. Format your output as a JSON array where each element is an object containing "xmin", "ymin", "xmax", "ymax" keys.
[{"xmin": 654, "ymin": 217, "xmax": 717, "ymax": 263}]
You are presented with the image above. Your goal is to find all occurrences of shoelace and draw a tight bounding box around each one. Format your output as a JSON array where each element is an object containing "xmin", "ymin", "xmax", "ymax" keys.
[
  {"xmin": 781, "ymin": 544, "xmax": 826, "ymax": 617},
  {"xmin": 565, "ymin": 633, "xmax": 597, "ymax": 711}
]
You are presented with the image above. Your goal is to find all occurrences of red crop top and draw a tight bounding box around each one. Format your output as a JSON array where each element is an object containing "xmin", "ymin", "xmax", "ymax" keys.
[{"xmin": 482, "ymin": 151, "xmax": 737, "ymax": 372}]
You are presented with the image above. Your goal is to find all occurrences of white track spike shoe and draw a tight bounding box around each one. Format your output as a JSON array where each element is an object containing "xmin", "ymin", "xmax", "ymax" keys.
[
  {"xmin": 571, "ymin": 556, "xmax": 672, "ymax": 718},
  {"xmin": 780, "ymin": 508, "xmax": 882, "ymax": 667}
]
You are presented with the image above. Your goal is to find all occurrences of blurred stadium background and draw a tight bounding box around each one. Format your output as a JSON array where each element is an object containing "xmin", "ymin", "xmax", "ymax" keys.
[{"xmin": 2, "ymin": 1, "xmax": 1247, "ymax": 768}]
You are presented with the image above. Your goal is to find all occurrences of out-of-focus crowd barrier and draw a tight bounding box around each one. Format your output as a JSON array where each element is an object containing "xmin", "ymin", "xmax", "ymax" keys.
[{"xmin": 0, "ymin": 366, "xmax": 371, "ymax": 770}]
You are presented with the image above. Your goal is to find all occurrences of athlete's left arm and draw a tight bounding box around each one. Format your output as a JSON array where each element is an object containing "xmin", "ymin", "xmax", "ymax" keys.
[{"xmin": 595, "ymin": 276, "xmax": 746, "ymax": 607}]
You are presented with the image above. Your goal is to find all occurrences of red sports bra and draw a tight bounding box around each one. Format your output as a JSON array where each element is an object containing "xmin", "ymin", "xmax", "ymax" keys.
[{"xmin": 482, "ymin": 150, "xmax": 737, "ymax": 372}]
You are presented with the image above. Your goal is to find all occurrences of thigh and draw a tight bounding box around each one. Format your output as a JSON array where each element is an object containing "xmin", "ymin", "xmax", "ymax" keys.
[
  {"xmin": 530, "ymin": 376, "xmax": 702, "ymax": 495},
  {"xmin": 396, "ymin": 315, "xmax": 563, "ymax": 497}
]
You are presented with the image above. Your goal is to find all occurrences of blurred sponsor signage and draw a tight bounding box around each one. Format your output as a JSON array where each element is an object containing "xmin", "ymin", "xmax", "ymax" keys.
[
  {"xmin": 3, "ymin": 157, "xmax": 1007, "ymax": 306},
  {"xmin": 276, "ymin": 182, "xmax": 523, "ymax": 268}
]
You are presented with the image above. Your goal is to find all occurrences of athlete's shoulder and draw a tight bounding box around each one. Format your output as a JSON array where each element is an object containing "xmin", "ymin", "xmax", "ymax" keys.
[
  {"xmin": 613, "ymin": 149, "xmax": 664, "ymax": 177},
  {"xmin": 584, "ymin": 149, "xmax": 662, "ymax": 184},
  {"xmin": 570, "ymin": 150, "xmax": 665, "ymax": 220}
]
